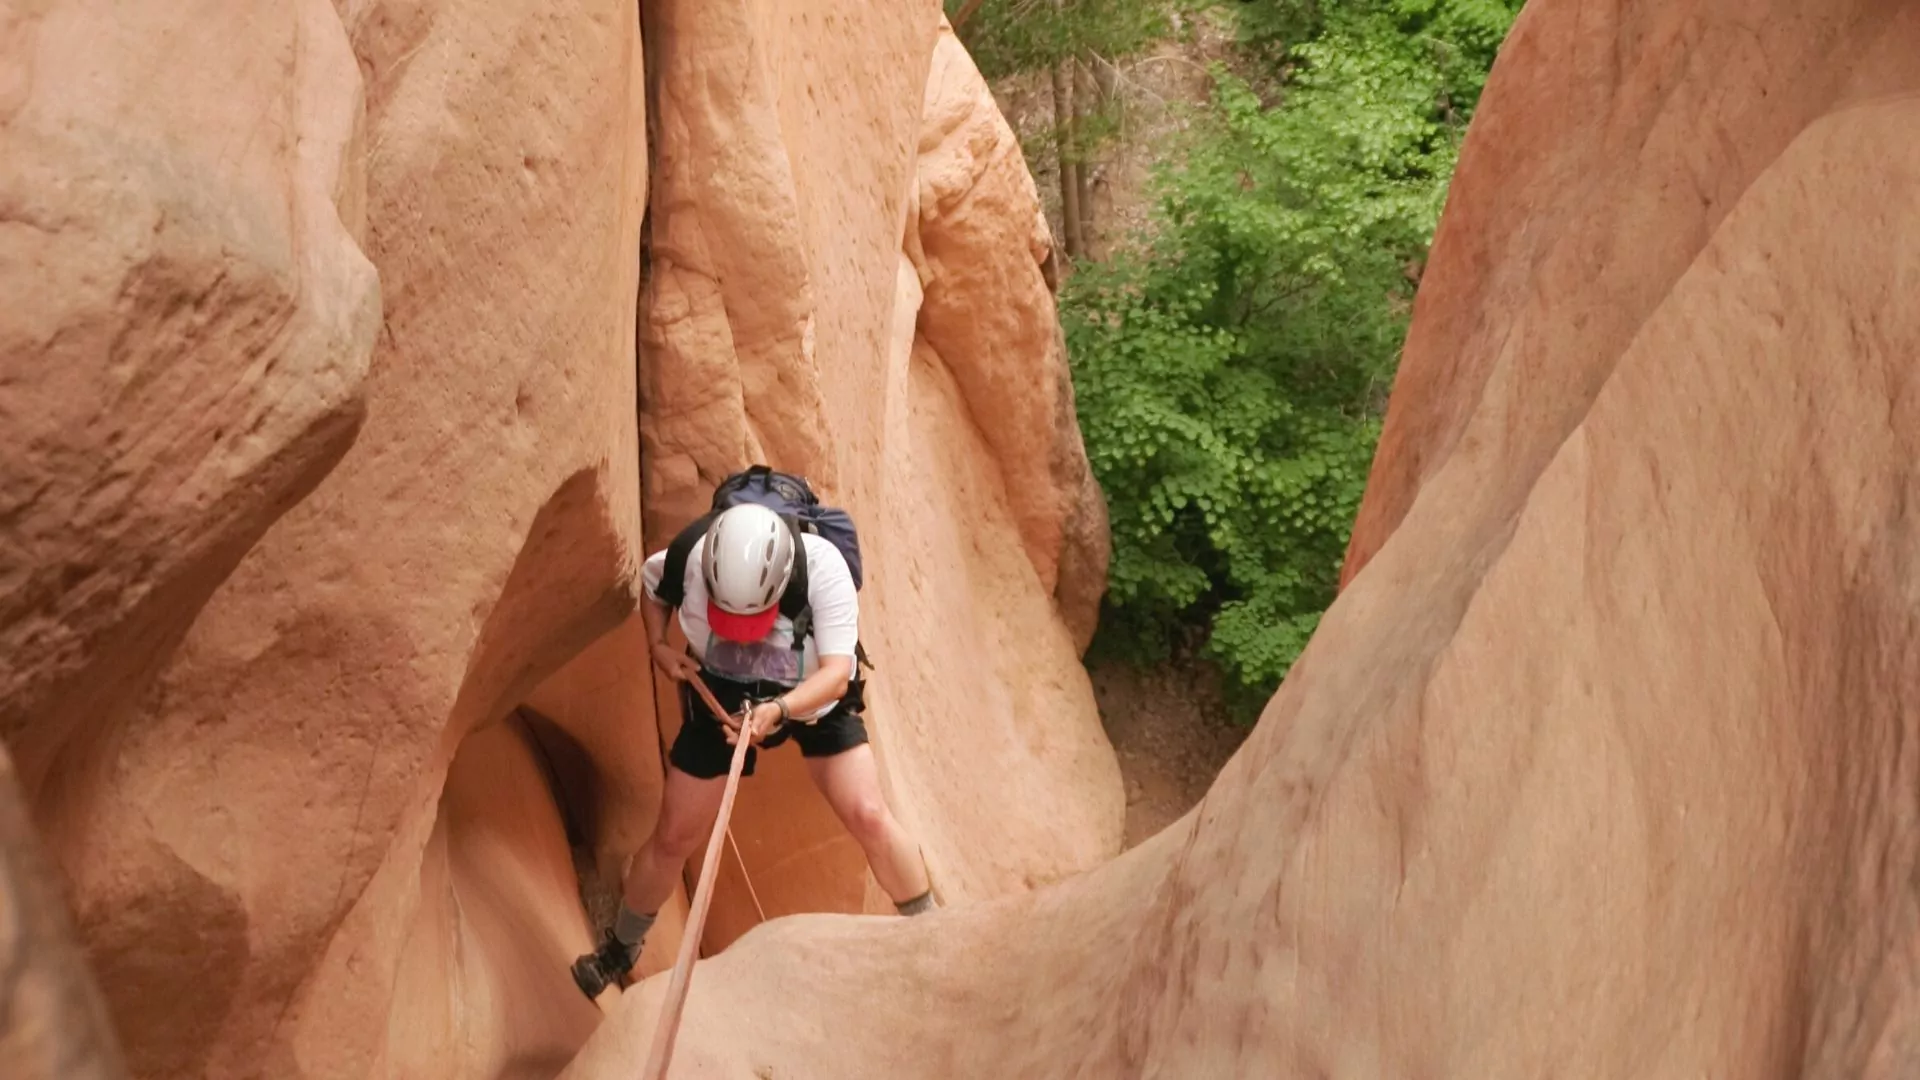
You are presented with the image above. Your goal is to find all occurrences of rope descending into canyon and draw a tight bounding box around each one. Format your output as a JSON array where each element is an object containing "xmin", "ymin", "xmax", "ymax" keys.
[
  {"xmin": 725, "ymin": 826, "xmax": 769, "ymax": 923},
  {"xmin": 641, "ymin": 676, "xmax": 759, "ymax": 1080}
]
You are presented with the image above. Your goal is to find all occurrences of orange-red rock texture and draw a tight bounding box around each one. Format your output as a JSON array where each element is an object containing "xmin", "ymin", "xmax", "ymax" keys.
[
  {"xmin": 636, "ymin": 2, "xmax": 1120, "ymax": 953},
  {"xmin": 19, "ymin": 0, "xmax": 1920, "ymax": 1077},
  {"xmin": 0, "ymin": 745, "xmax": 128, "ymax": 1080},
  {"xmin": 572, "ymin": 1, "xmax": 1920, "ymax": 1077},
  {"xmin": 1, "ymin": 0, "xmax": 1117, "ymax": 1077}
]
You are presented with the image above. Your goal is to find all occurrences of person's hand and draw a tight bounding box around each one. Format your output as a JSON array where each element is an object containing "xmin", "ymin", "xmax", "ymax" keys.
[
  {"xmin": 650, "ymin": 641, "xmax": 700, "ymax": 682},
  {"xmin": 721, "ymin": 700, "xmax": 785, "ymax": 747}
]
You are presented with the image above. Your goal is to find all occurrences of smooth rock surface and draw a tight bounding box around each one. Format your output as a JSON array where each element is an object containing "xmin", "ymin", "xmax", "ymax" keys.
[
  {"xmin": 571, "ymin": 2, "xmax": 1920, "ymax": 1076},
  {"xmin": 4, "ymin": 0, "xmax": 1120, "ymax": 1075},
  {"xmin": 0, "ymin": 745, "xmax": 128, "ymax": 1080},
  {"xmin": 12, "ymin": 2, "xmax": 650, "ymax": 1077},
  {"xmin": 637, "ymin": 0, "xmax": 1122, "ymax": 954},
  {"xmin": 1341, "ymin": 0, "xmax": 1920, "ymax": 586},
  {"xmin": 910, "ymin": 22, "xmax": 1110, "ymax": 647},
  {"xmin": 3, "ymin": 1, "xmax": 374, "ymax": 1073},
  {"xmin": 0, "ymin": 0, "xmax": 378, "ymax": 780}
]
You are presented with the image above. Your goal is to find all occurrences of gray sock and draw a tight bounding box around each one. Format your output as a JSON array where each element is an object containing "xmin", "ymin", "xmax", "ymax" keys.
[
  {"xmin": 895, "ymin": 890, "xmax": 936, "ymax": 916},
  {"xmin": 614, "ymin": 905, "xmax": 657, "ymax": 953}
]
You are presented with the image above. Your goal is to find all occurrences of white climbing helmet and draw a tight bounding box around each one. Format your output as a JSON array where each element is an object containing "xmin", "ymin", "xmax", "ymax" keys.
[{"xmin": 701, "ymin": 503, "xmax": 795, "ymax": 641}]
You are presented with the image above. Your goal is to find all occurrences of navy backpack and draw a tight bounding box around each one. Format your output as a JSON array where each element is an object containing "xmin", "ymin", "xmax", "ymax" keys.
[{"xmin": 655, "ymin": 465, "xmax": 871, "ymax": 674}]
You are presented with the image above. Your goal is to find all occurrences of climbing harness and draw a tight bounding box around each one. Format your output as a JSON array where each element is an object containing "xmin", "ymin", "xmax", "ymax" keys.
[{"xmin": 641, "ymin": 674, "xmax": 758, "ymax": 1080}]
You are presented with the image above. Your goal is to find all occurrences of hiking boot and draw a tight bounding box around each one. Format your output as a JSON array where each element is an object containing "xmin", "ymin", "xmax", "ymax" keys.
[{"xmin": 569, "ymin": 933, "xmax": 637, "ymax": 999}]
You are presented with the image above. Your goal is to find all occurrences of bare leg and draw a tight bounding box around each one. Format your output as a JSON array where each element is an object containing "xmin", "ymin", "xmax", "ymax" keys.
[
  {"xmin": 804, "ymin": 744, "xmax": 931, "ymax": 904},
  {"xmin": 622, "ymin": 763, "xmax": 727, "ymax": 914},
  {"xmin": 572, "ymin": 763, "xmax": 727, "ymax": 997}
]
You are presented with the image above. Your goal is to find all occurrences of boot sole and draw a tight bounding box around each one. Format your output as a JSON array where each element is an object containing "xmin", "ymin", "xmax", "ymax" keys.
[{"xmin": 570, "ymin": 955, "xmax": 610, "ymax": 999}]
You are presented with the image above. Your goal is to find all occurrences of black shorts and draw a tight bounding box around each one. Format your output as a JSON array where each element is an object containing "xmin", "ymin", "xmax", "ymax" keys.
[{"xmin": 667, "ymin": 671, "xmax": 869, "ymax": 780}]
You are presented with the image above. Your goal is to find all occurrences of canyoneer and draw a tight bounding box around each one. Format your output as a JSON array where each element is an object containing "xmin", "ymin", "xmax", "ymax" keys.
[{"xmin": 570, "ymin": 466, "xmax": 937, "ymax": 998}]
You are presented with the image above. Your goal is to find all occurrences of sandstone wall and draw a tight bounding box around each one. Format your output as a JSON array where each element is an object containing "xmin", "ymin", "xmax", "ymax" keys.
[
  {"xmin": 874, "ymin": 19, "xmax": 1119, "ymax": 906},
  {"xmin": 3, "ymin": 1, "xmax": 378, "ymax": 1075},
  {"xmin": 1340, "ymin": 0, "xmax": 1920, "ymax": 587},
  {"xmin": 637, "ymin": 2, "xmax": 1121, "ymax": 951},
  {"xmin": 0, "ymin": 746, "xmax": 128, "ymax": 1080},
  {"xmin": 6, "ymin": 0, "xmax": 651, "ymax": 1076},
  {"xmin": 1, "ymin": 0, "xmax": 378, "ymax": 800},
  {"xmin": 570, "ymin": 2, "xmax": 1920, "ymax": 1077},
  {"xmin": 3, "ymin": 1, "xmax": 1119, "ymax": 1076}
]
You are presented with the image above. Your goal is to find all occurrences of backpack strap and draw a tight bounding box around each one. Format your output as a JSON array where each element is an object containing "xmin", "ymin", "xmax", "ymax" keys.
[
  {"xmin": 777, "ymin": 519, "xmax": 809, "ymax": 623},
  {"xmin": 782, "ymin": 530, "xmax": 874, "ymax": 675},
  {"xmin": 654, "ymin": 512, "xmax": 716, "ymax": 609},
  {"xmin": 789, "ymin": 601, "xmax": 874, "ymax": 681},
  {"xmin": 677, "ymin": 512, "xmax": 873, "ymax": 676}
]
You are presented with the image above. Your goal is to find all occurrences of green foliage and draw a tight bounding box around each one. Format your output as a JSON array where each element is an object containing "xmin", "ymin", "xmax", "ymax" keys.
[
  {"xmin": 947, "ymin": 0, "xmax": 1177, "ymax": 79},
  {"xmin": 1231, "ymin": 0, "xmax": 1518, "ymax": 100},
  {"xmin": 1064, "ymin": 0, "xmax": 1521, "ymax": 716}
]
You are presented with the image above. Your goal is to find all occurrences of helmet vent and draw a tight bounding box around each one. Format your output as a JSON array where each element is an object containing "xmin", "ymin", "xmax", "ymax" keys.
[{"xmin": 702, "ymin": 503, "xmax": 796, "ymax": 615}]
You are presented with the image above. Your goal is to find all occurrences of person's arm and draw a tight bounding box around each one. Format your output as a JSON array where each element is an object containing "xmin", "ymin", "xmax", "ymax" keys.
[
  {"xmin": 727, "ymin": 538, "xmax": 860, "ymax": 744},
  {"xmin": 725, "ymin": 655, "xmax": 851, "ymax": 744},
  {"xmin": 640, "ymin": 550, "xmax": 700, "ymax": 682},
  {"xmin": 643, "ymin": 593, "xmax": 700, "ymax": 682},
  {"xmin": 788, "ymin": 655, "xmax": 854, "ymax": 710}
]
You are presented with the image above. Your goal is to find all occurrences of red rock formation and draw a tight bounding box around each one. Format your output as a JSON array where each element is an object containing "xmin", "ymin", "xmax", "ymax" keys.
[
  {"xmin": 1, "ymin": 746, "xmax": 128, "ymax": 1080},
  {"xmin": 870, "ymin": 18, "xmax": 1121, "ymax": 906},
  {"xmin": 3, "ymin": 1, "xmax": 1117, "ymax": 1076},
  {"xmin": 7, "ymin": 1, "xmax": 650, "ymax": 1076},
  {"xmin": 637, "ymin": 0, "xmax": 1121, "ymax": 953},
  {"xmin": 910, "ymin": 23, "xmax": 1110, "ymax": 649},
  {"xmin": 1341, "ymin": 0, "xmax": 1920, "ymax": 588},
  {"xmin": 3, "ymin": 1, "xmax": 374, "ymax": 1075},
  {"xmin": 1, "ymin": 0, "xmax": 377, "ymax": 788},
  {"xmin": 569, "ymin": 2, "xmax": 1920, "ymax": 1077},
  {"xmin": 520, "ymin": 617, "xmax": 692, "ymax": 984}
]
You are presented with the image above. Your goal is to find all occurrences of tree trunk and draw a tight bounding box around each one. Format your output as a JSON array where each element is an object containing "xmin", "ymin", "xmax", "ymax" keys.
[
  {"xmin": 1073, "ymin": 56, "xmax": 1098, "ymax": 253},
  {"xmin": 1050, "ymin": 58, "xmax": 1086, "ymax": 260},
  {"xmin": 951, "ymin": 0, "xmax": 988, "ymax": 31},
  {"xmin": 1094, "ymin": 53, "xmax": 1120, "ymax": 114}
]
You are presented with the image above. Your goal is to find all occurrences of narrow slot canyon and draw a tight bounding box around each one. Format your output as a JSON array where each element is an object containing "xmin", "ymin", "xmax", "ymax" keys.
[
  {"xmin": 381, "ymin": 600, "xmax": 901, "ymax": 1079},
  {"xmin": 11, "ymin": 1, "xmax": 1920, "ymax": 1079}
]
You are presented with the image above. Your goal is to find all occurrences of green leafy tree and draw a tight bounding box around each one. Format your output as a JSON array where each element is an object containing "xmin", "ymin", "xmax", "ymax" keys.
[
  {"xmin": 1065, "ymin": 0, "xmax": 1522, "ymax": 715},
  {"xmin": 949, "ymin": 0, "xmax": 1172, "ymax": 79},
  {"xmin": 948, "ymin": 0, "xmax": 1181, "ymax": 256}
]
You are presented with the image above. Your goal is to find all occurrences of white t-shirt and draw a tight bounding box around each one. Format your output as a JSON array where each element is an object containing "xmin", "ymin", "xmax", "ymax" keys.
[{"xmin": 641, "ymin": 532, "xmax": 859, "ymax": 719}]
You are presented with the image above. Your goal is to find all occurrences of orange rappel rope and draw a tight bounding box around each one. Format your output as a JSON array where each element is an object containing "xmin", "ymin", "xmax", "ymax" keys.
[{"xmin": 640, "ymin": 675, "xmax": 763, "ymax": 1080}]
